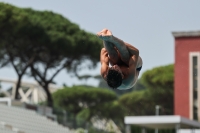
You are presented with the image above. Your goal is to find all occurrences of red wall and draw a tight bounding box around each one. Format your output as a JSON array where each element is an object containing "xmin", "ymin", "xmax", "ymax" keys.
[{"xmin": 175, "ymin": 37, "xmax": 200, "ymax": 118}]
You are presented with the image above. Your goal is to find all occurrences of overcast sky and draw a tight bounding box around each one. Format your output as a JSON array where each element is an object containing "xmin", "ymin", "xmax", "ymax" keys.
[{"xmin": 0, "ymin": 0, "xmax": 200, "ymax": 87}]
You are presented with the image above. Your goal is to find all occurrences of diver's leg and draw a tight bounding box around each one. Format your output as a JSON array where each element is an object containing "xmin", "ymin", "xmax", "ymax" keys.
[
  {"xmin": 97, "ymin": 29, "xmax": 130, "ymax": 65},
  {"xmin": 102, "ymin": 41, "xmax": 120, "ymax": 65},
  {"xmin": 109, "ymin": 36, "xmax": 130, "ymax": 64}
]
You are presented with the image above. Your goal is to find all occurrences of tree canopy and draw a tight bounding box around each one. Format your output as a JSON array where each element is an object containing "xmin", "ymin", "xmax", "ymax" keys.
[
  {"xmin": 119, "ymin": 64, "xmax": 174, "ymax": 115},
  {"xmin": 52, "ymin": 86, "xmax": 124, "ymax": 128},
  {"xmin": 0, "ymin": 2, "xmax": 46, "ymax": 99},
  {"xmin": 140, "ymin": 64, "xmax": 174, "ymax": 89},
  {"xmin": 0, "ymin": 2, "xmax": 103, "ymax": 106}
]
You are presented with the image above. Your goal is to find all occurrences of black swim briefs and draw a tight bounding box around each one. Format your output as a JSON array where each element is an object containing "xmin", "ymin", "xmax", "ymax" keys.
[{"xmin": 136, "ymin": 66, "xmax": 142, "ymax": 71}]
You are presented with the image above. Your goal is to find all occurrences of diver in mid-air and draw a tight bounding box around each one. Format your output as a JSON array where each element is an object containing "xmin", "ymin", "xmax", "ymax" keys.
[{"xmin": 97, "ymin": 28, "xmax": 143, "ymax": 90}]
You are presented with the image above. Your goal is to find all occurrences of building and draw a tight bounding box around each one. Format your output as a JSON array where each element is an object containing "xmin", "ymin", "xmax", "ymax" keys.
[
  {"xmin": 173, "ymin": 31, "xmax": 200, "ymax": 121},
  {"xmin": 0, "ymin": 99, "xmax": 73, "ymax": 133},
  {"xmin": 0, "ymin": 78, "xmax": 59, "ymax": 104},
  {"xmin": 124, "ymin": 30, "xmax": 200, "ymax": 133}
]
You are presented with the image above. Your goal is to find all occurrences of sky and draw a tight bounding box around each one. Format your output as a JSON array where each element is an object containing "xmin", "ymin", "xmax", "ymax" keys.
[{"xmin": 0, "ymin": 0, "xmax": 200, "ymax": 88}]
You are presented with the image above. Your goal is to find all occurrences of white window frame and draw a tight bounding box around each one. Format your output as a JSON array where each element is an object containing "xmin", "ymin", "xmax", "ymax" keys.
[{"xmin": 189, "ymin": 52, "xmax": 200, "ymax": 120}]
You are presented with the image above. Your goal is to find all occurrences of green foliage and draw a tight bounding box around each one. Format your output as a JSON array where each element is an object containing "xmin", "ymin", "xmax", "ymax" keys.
[
  {"xmin": 76, "ymin": 108, "xmax": 90, "ymax": 126},
  {"xmin": 88, "ymin": 127, "xmax": 114, "ymax": 133},
  {"xmin": 140, "ymin": 64, "xmax": 174, "ymax": 89},
  {"xmin": 53, "ymin": 86, "xmax": 118, "ymax": 120},
  {"xmin": 75, "ymin": 128, "xmax": 86, "ymax": 133},
  {"xmin": 119, "ymin": 90, "xmax": 154, "ymax": 115},
  {"xmin": 119, "ymin": 64, "xmax": 174, "ymax": 116},
  {"xmin": 88, "ymin": 128, "xmax": 114, "ymax": 133},
  {"xmin": 53, "ymin": 86, "xmax": 117, "ymax": 107},
  {"xmin": 140, "ymin": 64, "xmax": 174, "ymax": 115},
  {"xmin": 0, "ymin": 2, "xmax": 102, "ymax": 105}
]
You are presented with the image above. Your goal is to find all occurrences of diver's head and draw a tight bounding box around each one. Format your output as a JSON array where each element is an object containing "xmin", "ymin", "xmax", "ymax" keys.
[{"xmin": 106, "ymin": 65, "xmax": 123, "ymax": 89}]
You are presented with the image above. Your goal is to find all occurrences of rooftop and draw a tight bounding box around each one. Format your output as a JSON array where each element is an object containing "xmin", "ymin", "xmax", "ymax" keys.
[
  {"xmin": 172, "ymin": 30, "xmax": 200, "ymax": 38},
  {"xmin": 124, "ymin": 115, "xmax": 200, "ymax": 129}
]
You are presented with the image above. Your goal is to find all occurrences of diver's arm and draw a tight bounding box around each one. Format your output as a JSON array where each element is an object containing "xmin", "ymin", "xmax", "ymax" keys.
[{"xmin": 100, "ymin": 48, "xmax": 109, "ymax": 80}]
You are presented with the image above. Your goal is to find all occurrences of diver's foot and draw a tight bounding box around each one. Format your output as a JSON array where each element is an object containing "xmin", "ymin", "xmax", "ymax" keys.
[{"xmin": 96, "ymin": 28, "xmax": 113, "ymax": 41}]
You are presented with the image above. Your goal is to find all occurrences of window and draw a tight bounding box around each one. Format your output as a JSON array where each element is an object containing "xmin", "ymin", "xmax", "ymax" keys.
[
  {"xmin": 189, "ymin": 53, "xmax": 200, "ymax": 120},
  {"xmin": 192, "ymin": 56, "xmax": 198, "ymax": 120}
]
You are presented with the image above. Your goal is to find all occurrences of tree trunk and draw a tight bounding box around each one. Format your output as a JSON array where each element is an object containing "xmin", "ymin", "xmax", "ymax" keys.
[
  {"xmin": 15, "ymin": 75, "xmax": 22, "ymax": 99},
  {"xmin": 73, "ymin": 114, "xmax": 77, "ymax": 129},
  {"xmin": 43, "ymin": 83, "xmax": 53, "ymax": 107}
]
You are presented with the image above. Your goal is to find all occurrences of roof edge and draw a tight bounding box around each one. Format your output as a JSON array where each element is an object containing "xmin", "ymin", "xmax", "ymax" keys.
[{"xmin": 172, "ymin": 30, "xmax": 200, "ymax": 38}]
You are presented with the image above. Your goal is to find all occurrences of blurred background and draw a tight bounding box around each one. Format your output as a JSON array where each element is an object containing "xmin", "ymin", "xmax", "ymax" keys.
[{"xmin": 0, "ymin": 1, "xmax": 199, "ymax": 133}]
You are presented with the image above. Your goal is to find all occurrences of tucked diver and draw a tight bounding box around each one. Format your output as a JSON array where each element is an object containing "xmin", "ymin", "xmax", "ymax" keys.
[{"xmin": 97, "ymin": 28, "xmax": 143, "ymax": 90}]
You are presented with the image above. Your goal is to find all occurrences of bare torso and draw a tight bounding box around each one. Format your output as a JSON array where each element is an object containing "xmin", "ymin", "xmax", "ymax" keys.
[{"xmin": 109, "ymin": 52, "xmax": 142, "ymax": 90}]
